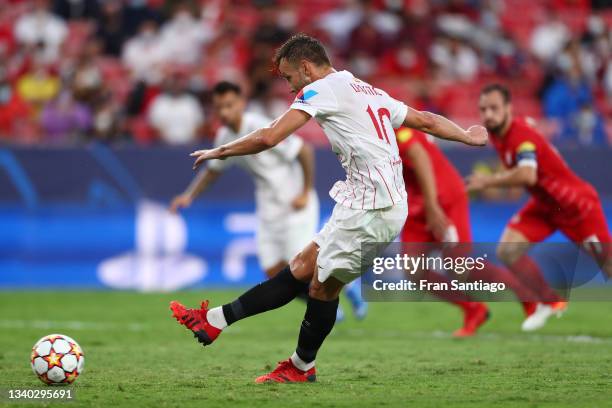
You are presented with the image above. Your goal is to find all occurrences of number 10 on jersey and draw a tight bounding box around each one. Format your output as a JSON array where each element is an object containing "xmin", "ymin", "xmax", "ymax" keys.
[{"xmin": 367, "ymin": 105, "xmax": 392, "ymax": 144}]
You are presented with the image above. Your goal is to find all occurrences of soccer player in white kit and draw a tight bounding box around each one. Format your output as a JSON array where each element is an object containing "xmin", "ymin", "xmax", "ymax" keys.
[
  {"xmin": 170, "ymin": 81, "xmax": 367, "ymax": 319},
  {"xmin": 170, "ymin": 81, "xmax": 319, "ymax": 278},
  {"xmin": 170, "ymin": 34, "xmax": 488, "ymax": 383}
]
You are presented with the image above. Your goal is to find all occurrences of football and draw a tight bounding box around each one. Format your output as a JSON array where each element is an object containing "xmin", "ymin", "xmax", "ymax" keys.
[{"xmin": 30, "ymin": 334, "xmax": 85, "ymax": 385}]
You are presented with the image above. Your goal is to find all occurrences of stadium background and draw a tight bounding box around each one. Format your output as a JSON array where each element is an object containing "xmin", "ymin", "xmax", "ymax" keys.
[{"xmin": 1, "ymin": 0, "xmax": 611, "ymax": 289}]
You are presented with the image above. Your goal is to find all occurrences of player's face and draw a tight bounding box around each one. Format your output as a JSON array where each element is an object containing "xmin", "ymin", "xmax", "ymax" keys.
[
  {"xmin": 278, "ymin": 58, "xmax": 310, "ymax": 94},
  {"xmin": 212, "ymin": 92, "xmax": 245, "ymax": 127},
  {"xmin": 479, "ymin": 91, "xmax": 511, "ymax": 134}
]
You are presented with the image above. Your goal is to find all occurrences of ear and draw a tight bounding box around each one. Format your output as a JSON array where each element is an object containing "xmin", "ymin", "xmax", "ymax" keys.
[{"xmin": 300, "ymin": 60, "xmax": 312, "ymax": 78}]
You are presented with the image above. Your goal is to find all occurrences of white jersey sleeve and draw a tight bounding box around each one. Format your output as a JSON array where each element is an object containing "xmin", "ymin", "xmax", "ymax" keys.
[
  {"xmin": 379, "ymin": 89, "xmax": 409, "ymax": 129},
  {"xmin": 289, "ymin": 81, "xmax": 338, "ymax": 119}
]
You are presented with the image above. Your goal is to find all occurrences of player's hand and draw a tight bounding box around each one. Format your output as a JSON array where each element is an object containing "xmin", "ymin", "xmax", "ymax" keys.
[
  {"xmin": 169, "ymin": 193, "xmax": 193, "ymax": 213},
  {"xmin": 426, "ymin": 205, "xmax": 450, "ymax": 241},
  {"xmin": 464, "ymin": 125, "xmax": 488, "ymax": 146},
  {"xmin": 291, "ymin": 191, "xmax": 309, "ymax": 210},
  {"xmin": 190, "ymin": 148, "xmax": 220, "ymax": 170},
  {"xmin": 465, "ymin": 173, "xmax": 489, "ymax": 192}
]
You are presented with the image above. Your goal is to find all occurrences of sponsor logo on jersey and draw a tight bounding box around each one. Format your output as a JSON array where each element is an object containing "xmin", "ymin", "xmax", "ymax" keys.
[{"xmin": 294, "ymin": 89, "xmax": 318, "ymax": 104}]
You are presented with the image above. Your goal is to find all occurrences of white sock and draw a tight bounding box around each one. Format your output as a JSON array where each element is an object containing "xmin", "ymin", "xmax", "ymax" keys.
[
  {"xmin": 291, "ymin": 351, "xmax": 315, "ymax": 371},
  {"xmin": 206, "ymin": 306, "xmax": 227, "ymax": 330}
]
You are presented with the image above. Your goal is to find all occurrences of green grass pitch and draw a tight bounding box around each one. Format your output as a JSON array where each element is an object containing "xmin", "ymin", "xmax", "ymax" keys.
[{"xmin": 1, "ymin": 291, "xmax": 611, "ymax": 407}]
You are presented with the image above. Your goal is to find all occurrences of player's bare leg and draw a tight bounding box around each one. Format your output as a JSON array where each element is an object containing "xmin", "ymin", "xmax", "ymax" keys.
[
  {"xmin": 581, "ymin": 240, "xmax": 612, "ymax": 281},
  {"xmin": 280, "ymin": 245, "xmax": 346, "ymax": 321},
  {"xmin": 497, "ymin": 228, "xmax": 566, "ymax": 330},
  {"xmin": 264, "ymin": 261, "xmax": 289, "ymax": 279},
  {"xmin": 497, "ymin": 227, "xmax": 532, "ymax": 267},
  {"xmin": 170, "ymin": 242, "xmax": 318, "ymax": 346}
]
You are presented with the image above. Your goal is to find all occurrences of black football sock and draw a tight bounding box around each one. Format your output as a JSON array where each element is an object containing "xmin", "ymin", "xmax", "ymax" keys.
[
  {"xmin": 221, "ymin": 265, "xmax": 308, "ymax": 325},
  {"xmin": 294, "ymin": 296, "xmax": 339, "ymax": 366},
  {"xmin": 295, "ymin": 286, "xmax": 310, "ymax": 302}
]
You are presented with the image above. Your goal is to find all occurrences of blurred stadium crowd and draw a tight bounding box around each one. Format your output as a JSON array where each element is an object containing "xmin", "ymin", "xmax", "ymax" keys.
[{"xmin": 0, "ymin": 0, "xmax": 610, "ymax": 147}]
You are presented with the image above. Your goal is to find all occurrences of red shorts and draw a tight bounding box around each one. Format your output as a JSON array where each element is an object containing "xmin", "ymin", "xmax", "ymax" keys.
[
  {"xmin": 508, "ymin": 198, "xmax": 611, "ymax": 244},
  {"xmin": 508, "ymin": 197, "xmax": 612, "ymax": 264},
  {"xmin": 401, "ymin": 195, "xmax": 472, "ymax": 243}
]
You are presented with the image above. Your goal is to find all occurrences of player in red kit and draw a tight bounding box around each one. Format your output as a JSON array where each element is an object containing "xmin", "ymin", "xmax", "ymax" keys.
[
  {"xmin": 468, "ymin": 84, "xmax": 612, "ymax": 331},
  {"xmin": 397, "ymin": 127, "xmax": 540, "ymax": 336}
]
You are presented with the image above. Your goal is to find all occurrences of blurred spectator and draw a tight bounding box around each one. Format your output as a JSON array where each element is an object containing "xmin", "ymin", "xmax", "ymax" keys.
[
  {"xmin": 571, "ymin": 103, "xmax": 608, "ymax": 146},
  {"xmin": 16, "ymin": 61, "xmax": 60, "ymax": 108},
  {"xmin": 430, "ymin": 36, "xmax": 479, "ymax": 81},
  {"xmin": 317, "ymin": 0, "xmax": 364, "ymax": 49},
  {"xmin": 438, "ymin": 0, "xmax": 480, "ymax": 20},
  {"xmin": 122, "ymin": 19, "xmax": 164, "ymax": 85},
  {"xmin": 479, "ymin": 0, "xmax": 504, "ymax": 33},
  {"xmin": 148, "ymin": 74, "xmax": 203, "ymax": 145},
  {"xmin": 53, "ymin": 0, "xmax": 100, "ymax": 20},
  {"xmin": 491, "ymin": 34, "xmax": 526, "ymax": 77},
  {"xmin": 14, "ymin": 0, "xmax": 67, "ymax": 63},
  {"xmin": 544, "ymin": 66, "xmax": 593, "ymax": 119},
  {"xmin": 362, "ymin": 0, "xmax": 402, "ymax": 40},
  {"xmin": 605, "ymin": 62, "xmax": 612, "ymax": 104},
  {"xmin": 396, "ymin": 4, "xmax": 436, "ymax": 55},
  {"xmin": 348, "ymin": 50, "xmax": 377, "ymax": 78},
  {"xmin": 40, "ymin": 91, "xmax": 92, "ymax": 143},
  {"xmin": 157, "ymin": 2, "xmax": 213, "ymax": 66},
  {"xmin": 253, "ymin": 6, "xmax": 290, "ymax": 45},
  {"xmin": 92, "ymin": 94, "xmax": 124, "ymax": 143},
  {"xmin": 0, "ymin": 21, "xmax": 17, "ymax": 57},
  {"xmin": 0, "ymin": 67, "xmax": 32, "ymax": 140},
  {"xmin": 530, "ymin": 12, "xmax": 569, "ymax": 63},
  {"xmin": 70, "ymin": 40, "xmax": 104, "ymax": 104},
  {"xmin": 377, "ymin": 38, "xmax": 427, "ymax": 78},
  {"xmin": 544, "ymin": 65, "xmax": 608, "ymax": 146},
  {"xmin": 0, "ymin": 0, "xmax": 608, "ymax": 147},
  {"xmin": 95, "ymin": 0, "xmax": 129, "ymax": 56},
  {"xmin": 348, "ymin": 19, "xmax": 384, "ymax": 57},
  {"xmin": 557, "ymin": 38, "xmax": 598, "ymax": 84}
]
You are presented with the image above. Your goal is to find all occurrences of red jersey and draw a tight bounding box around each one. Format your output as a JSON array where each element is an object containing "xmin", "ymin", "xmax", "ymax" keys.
[
  {"xmin": 396, "ymin": 127, "xmax": 465, "ymax": 215},
  {"xmin": 490, "ymin": 117, "xmax": 598, "ymax": 213}
]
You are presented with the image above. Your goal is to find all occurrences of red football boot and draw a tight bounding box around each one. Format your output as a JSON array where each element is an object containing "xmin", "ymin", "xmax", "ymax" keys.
[
  {"xmin": 170, "ymin": 300, "xmax": 222, "ymax": 346},
  {"xmin": 453, "ymin": 303, "xmax": 490, "ymax": 337},
  {"xmin": 547, "ymin": 300, "xmax": 568, "ymax": 316},
  {"xmin": 255, "ymin": 359, "xmax": 317, "ymax": 384}
]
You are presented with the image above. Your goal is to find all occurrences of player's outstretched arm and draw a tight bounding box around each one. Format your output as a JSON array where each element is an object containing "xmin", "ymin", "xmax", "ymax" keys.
[
  {"xmin": 191, "ymin": 109, "xmax": 311, "ymax": 169},
  {"xmin": 403, "ymin": 107, "xmax": 488, "ymax": 146},
  {"xmin": 466, "ymin": 166, "xmax": 537, "ymax": 192},
  {"xmin": 169, "ymin": 168, "xmax": 221, "ymax": 213}
]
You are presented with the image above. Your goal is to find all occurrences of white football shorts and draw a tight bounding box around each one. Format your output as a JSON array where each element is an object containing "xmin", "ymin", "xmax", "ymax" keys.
[
  {"xmin": 256, "ymin": 190, "xmax": 320, "ymax": 270},
  {"xmin": 314, "ymin": 201, "xmax": 408, "ymax": 284}
]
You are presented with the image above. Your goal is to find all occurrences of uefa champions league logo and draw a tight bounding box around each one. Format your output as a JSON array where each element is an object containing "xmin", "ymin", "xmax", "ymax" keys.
[{"xmin": 97, "ymin": 200, "xmax": 207, "ymax": 291}]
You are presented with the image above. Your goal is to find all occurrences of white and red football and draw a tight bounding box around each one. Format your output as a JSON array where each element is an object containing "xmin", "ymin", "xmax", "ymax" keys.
[{"xmin": 30, "ymin": 334, "xmax": 85, "ymax": 385}]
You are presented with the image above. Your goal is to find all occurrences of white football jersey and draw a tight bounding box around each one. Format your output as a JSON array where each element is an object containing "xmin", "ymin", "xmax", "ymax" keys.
[
  {"xmin": 208, "ymin": 112, "xmax": 305, "ymax": 221},
  {"xmin": 290, "ymin": 70, "xmax": 407, "ymax": 210}
]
